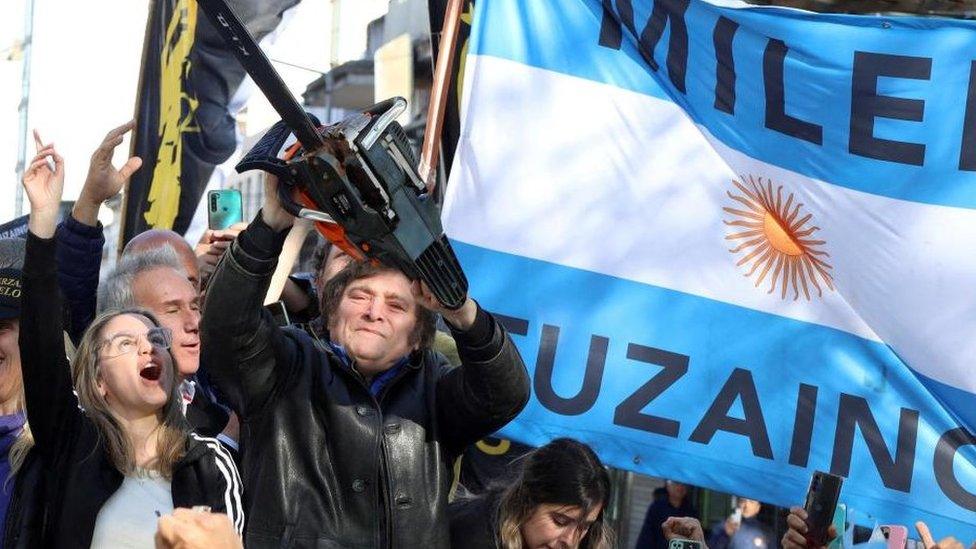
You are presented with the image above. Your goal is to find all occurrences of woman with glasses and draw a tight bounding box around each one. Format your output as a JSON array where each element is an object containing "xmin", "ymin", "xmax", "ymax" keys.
[{"xmin": 16, "ymin": 139, "xmax": 243, "ymax": 548}]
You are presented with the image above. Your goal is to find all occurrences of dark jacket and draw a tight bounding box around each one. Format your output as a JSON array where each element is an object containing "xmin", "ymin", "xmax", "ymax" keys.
[
  {"xmin": 54, "ymin": 215, "xmax": 103, "ymax": 345},
  {"xmin": 3, "ymin": 449, "xmax": 42, "ymax": 549},
  {"xmin": 19, "ymin": 233, "xmax": 244, "ymax": 549},
  {"xmin": 636, "ymin": 498, "xmax": 699, "ymax": 549},
  {"xmin": 200, "ymin": 215, "xmax": 531, "ymax": 548},
  {"xmin": 448, "ymin": 491, "xmax": 502, "ymax": 549}
]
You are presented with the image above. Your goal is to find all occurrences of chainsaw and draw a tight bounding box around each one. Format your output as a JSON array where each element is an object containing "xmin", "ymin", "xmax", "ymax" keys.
[{"xmin": 197, "ymin": 0, "xmax": 468, "ymax": 309}]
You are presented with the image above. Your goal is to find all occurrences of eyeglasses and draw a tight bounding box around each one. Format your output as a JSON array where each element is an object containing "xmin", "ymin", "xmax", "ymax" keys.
[{"xmin": 101, "ymin": 326, "xmax": 173, "ymax": 359}]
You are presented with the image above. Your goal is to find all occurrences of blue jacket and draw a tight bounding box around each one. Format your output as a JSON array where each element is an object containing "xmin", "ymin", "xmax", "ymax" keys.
[{"xmin": 54, "ymin": 215, "xmax": 103, "ymax": 344}]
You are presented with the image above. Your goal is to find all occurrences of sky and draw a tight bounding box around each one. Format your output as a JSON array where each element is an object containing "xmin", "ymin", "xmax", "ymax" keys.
[{"xmin": 0, "ymin": 0, "xmax": 388, "ymax": 224}]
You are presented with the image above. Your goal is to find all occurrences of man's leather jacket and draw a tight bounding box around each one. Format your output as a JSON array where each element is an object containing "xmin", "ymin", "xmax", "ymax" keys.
[{"xmin": 200, "ymin": 215, "xmax": 530, "ymax": 548}]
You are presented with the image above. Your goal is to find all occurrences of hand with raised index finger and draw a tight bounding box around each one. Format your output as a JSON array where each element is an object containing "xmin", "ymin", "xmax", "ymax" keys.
[
  {"xmin": 23, "ymin": 130, "xmax": 65, "ymax": 238},
  {"xmin": 916, "ymin": 521, "xmax": 968, "ymax": 549},
  {"xmin": 74, "ymin": 120, "xmax": 143, "ymax": 226}
]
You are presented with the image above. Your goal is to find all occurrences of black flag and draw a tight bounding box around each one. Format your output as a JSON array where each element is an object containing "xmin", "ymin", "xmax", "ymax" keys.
[{"xmin": 122, "ymin": 0, "xmax": 299, "ymax": 245}]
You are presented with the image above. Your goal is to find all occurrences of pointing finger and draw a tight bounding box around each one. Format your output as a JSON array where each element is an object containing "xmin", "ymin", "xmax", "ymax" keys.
[
  {"xmin": 916, "ymin": 521, "xmax": 936, "ymax": 549},
  {"xmin": 104, "ymin": 119, "xmax": 136, "ymax": 142}
]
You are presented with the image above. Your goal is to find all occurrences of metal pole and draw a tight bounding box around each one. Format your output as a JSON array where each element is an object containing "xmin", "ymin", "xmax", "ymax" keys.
[
  {"xmin": 417, "ymin": 0, "xmax": 464, "ymax": 192},
  {"xmin": 329, "ymin": 0, "xmax": 341, "ymax": 68},
  {"xmin": 14, "ymin": 0, "xmax": 36, "ymax": 218}
]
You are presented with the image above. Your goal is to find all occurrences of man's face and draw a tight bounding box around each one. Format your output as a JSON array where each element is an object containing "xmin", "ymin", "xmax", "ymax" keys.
[
  {"xmin": 667, "ymin": 481, "xmax": 688, "ymax": 503},
  {"xmin": 0, "ymin": 318, "xmax": 22, "ymax": 411},
  {"xmin": 328, "ymin": 271, "xmax": 418, "ymax": 377},
  {"xmin": 739, "ymin": 498, "xmax": 761, "ymax": 518},
  {"xmin": 131, "ymin": 267, "xmax": 201, "ymax": 376},
  {"xmin": 177, "ymin": 252, "xmax": 201, "ymax": 291}
]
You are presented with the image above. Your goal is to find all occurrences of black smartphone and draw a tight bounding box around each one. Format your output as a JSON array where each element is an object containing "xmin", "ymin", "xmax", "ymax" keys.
[
  {"xmin": 207, "ymin": 189, "xmax": 243, "ymax": 230},
  {"xmin": 669, "ymin": 540, "xmax": 702, "ymax": 549},
  {"xmin": 803, "ymin": 471, "xmax": 844, "ymax": 547}
]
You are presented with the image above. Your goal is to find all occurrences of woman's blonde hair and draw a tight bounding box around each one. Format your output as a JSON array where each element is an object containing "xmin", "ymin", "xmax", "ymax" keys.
[
  {"xmin": 496, "ymin": 438, "xmax": 615, "ymax": 549},
  {"xmin": 71, "ymin": 308, "xmax": 188, "ymax": 478},
  {"xmin": 8, "ymin": 395, "xmax": 31, "ymax": 481}
]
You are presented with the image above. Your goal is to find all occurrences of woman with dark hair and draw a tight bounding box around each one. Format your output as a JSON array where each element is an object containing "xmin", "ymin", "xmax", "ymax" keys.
[
  {"xmin": 16, "ymin": 139, "xmax": 243, "ymax": 548},
  {"xmin": 450, "ymin": 438, "xmax": 615, "ymax": 549}
]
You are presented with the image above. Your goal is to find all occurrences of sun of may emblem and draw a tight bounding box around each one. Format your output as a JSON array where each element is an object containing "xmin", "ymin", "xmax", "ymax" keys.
[{"xmin": 723, "ymin": 176, "xmax": 834, "ymax": 300}]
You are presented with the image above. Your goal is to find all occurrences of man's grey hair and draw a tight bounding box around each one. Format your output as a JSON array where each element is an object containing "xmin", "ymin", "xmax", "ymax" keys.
[
  {"xmin": 97, "ymin": 245, "xmax": 187, "ymax": 313},
  {"xmin": 0, "ymin": 239, "xmax": 25, "ymax": 270}
]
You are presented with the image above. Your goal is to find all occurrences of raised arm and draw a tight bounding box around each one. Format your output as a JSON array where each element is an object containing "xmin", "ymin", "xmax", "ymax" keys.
[
  {"xmin": 19, "ymin": 136, "xmax": 82, "ymax": 457},
  {"xmin": 200, "ymin": 174, "xmax": 300, "ymax": 417},
  {"xmin": 425, "ymin": 287, "xmax": 531, "ymax": 453},
  {"xmin": 55, "ymin": 121, "xmax": 142, "ymax": 343}
]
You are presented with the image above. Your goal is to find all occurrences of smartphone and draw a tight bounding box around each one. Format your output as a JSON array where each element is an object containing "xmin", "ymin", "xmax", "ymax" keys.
[
  {"xmin": 669, "ymin": 540, "xmax": 703, "ymax": 549},
  {"xmin": 803, "ymin": 471, "xmax": 844, "ymax": 547},
  {"xmin": 265, "ymin": 301, "xmax": 291, "ymax": 327},
  {"xmin": 880, "ymin": 525, "xmax": 908, "ymax": 549},
  {"xmin": 828, "ymin": 503, "xmax": 846, "ymax": 549},
  {"xmin": 207, "ymin": 189, "xmax": 243, "ymax": 230}
]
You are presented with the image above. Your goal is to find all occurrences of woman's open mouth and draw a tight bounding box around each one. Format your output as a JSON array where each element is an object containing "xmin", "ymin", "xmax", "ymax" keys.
[{"xmin": 140, "ymin": 364, "xmax": 162, "ymax": 381}]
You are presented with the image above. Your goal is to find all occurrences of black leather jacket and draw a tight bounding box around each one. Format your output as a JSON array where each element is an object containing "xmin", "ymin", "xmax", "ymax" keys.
[{"xmin": 200, "ymin": 216, "xmax": 530, "ymax": 548}]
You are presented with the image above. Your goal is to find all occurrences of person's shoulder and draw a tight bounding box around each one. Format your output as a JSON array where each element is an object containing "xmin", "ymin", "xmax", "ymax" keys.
[
  {"xmin": 282, "ymin": 322, "xmax": 316, "ymax": 341},
  {"xmin": 280, "ymin": 324, "xmax": 331, "ymax": 361},
  {"xmin": 184, "ymin": 433, "xmax": 237, "ymax": 467},
  {"xmin": 449, "ymin": 494, "xmax": 499, "ymax": 549},
  {"xmin": 647, "ymin": 498, "xmax": 669, "ymax": 511}
]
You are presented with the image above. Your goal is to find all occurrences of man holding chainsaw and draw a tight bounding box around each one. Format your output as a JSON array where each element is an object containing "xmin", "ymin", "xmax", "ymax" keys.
[{"xmin": 200, "ymin": 174, "xmax": 530, "ymax": 548}]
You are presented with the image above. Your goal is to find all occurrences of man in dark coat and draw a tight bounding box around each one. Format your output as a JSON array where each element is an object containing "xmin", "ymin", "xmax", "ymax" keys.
[
  {"xmin": 200, "ymin": 174, "xmax": 531, "ymax": 548},
  {"xmin": 636, "ymin": 480, "xmax": 699, "ymax": 549}
]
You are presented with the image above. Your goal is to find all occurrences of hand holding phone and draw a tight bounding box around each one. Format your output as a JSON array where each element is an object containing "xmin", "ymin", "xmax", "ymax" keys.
[
  {"xmin": 803, "ymin": 471, "xmax": 844, "ymax": 547},
  {"xmin": 663, "ymin": 516, "xmax": 707, "ymax": 549},
  {"xmin": 208, "ymin": 189, "xmax": 243, "ymax": 230}
]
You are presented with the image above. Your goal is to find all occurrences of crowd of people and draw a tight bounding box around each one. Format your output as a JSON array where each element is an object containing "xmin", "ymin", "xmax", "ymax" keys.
[{"xmin": 0, "ymin": 123, "xmax": 972, "ymax": 549}]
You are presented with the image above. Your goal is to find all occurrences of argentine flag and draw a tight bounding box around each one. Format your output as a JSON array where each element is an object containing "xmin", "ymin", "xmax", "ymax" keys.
[{"xmin": 442, "ymin": 0, "xmax": 976, "ymax": 537}]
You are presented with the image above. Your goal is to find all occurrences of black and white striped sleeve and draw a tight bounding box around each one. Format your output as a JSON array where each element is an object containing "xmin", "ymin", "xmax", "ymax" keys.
[{"xmin": 190, "ymin": 433, "xmax": 245, "ymax": 535}]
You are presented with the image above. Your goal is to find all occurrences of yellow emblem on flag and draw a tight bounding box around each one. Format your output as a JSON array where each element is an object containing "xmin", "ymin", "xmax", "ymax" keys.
[
  {"xmin": 724, "ymin": 176, "xmax": 834, "ymax": 300},
  {"xmin": 144, "ymin": 0, "xmax": 199, "ymax": 229}
]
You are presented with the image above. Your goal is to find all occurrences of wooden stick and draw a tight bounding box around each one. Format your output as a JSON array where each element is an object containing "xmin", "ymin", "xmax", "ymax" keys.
[
  {"xmin": 418, "ymin": 0, "xmax": 465, "ymax": 191},
  {"xmin": 265, "ymin": 217, "xmax": 311, "ymax": 305}
]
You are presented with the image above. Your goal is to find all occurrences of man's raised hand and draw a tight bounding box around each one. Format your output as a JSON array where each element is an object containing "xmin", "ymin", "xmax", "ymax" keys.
[
  {"xmin": 259, "ymin": 173, "xmax": 296, "ymax": 231},
  {"xmin": 74, "ymin": 120, "xmax": 143, "ymax": 226}
]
